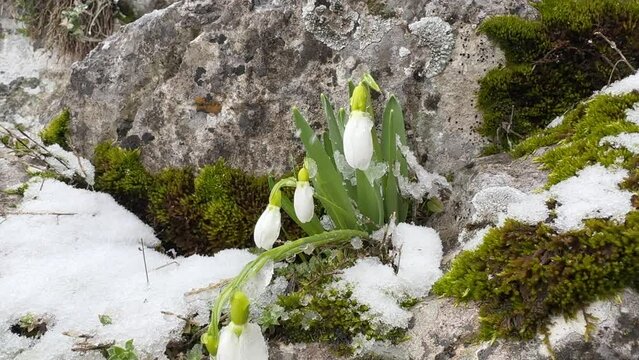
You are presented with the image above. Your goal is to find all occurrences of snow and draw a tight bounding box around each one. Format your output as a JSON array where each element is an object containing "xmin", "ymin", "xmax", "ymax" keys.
[
  {"xmin": 0, "ymin": 19, "xmax": 54, "ymax": 85},
  {"xmin": 333, "ymin": 150, "xmax": 357, "ymax": 186},
  {"xmin": 460, "ymin": 225, "xmax": 493, "ymax": 251},
  {"xmin": 546, "ymin": 115, "xmax": 564, "ymax": 129},
  {"xmin": 501, "ymin": 192, "xmax": 549, "ymax": 226},
  {"xmin": 549, "ymin": 165, "xmax": 632, "ymax": 232},
  {"xmin": 626, "ymin": 103, "xmax": 639, "ymax": 125},
  {"xmin": 599, "ymin": 70, "xmax": 639, "ymax": 95},
  {"xmin": 600, "ymin": 133, "xmax": 639, "ymax": 154},
  {"xmin": 395, "ymin": 138, "xmax": 449, "ymax": 201},
  {"xmin": 0, "ymin": 180, "xmax": 264, "ymax": 360},
  {"xmin": 44, "ymin": 144, "xmax": 96, "ymax": 186},
  {"xmin": 335, "ymin": 223, "xmax": 443, "ymax": 329}
]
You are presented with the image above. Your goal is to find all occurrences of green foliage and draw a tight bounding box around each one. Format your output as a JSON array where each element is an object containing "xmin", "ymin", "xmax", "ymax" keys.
[
  {"xmin": 106, "ymin": 340, "xmax": 139, "ymax": 360},
  {"xmin": 11, "ymin": 313, "xmax": 47, "ymax": 338},
  {"xmin": 478, "ymin": 0, "xmax": 639, "ymax": 147},
  {"xmin": 93, "ymin": 142, "xmax": 301, "ymax": 255},
  {"xmin": 39, "ymin": 108, "xmax": 71, "ymax": 150},
  {"xmin": 99, "ymin": 314, "xmax": 113, "ymax": 326},
  {"xmin": 512, "ymin": 92, "xmax": 639, "ymax": 184},
  {"xmin": 433, "ymin": 213, "xmax": 639, "ymax": 340},
  {"xmin": 93, "ymin": 142, "xmax": 154, "ymax": 216},
  {"xmin": 261, "ymin": 249, "xmax": 407, "ymax": 355}
]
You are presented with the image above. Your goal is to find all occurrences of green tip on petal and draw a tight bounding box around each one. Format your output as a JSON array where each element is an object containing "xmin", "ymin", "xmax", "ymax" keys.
[
  {"xmin": 230, "ymin": 291, "xmax": 251, "ymax": 325},
  {"xmin": 269, "ymin": 189, "xmax": 282, "ymax": 207},
  {"xmin": 350, "ymin": 83, "xmax": 368, "ymax": 112},
  {"xmin": 201, "ymin": 332, "xmax": 219, "ymax": 355},
  {"xmin": 298, "ymin": 167, "xmax": 310, "ymax": 182}
]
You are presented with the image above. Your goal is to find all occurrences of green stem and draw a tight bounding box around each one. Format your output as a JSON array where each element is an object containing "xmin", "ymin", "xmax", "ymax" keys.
[
  {"xmin": 204, "ymin": 229, "xmax": 367, "ymax": 354},
  {"xmin": 269, "ymin": 177, "xmax": 296, "ymax": 204}
]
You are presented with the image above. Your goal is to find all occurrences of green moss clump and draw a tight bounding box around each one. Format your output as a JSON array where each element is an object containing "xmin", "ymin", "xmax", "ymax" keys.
[
  {"xmin": 478, "ymin": 0, "xmax": 639, "ymax": 147},
  {"xmin": 261, "ymin": 249, "xmax": 407, "ymax": 355},
  {"xmin": 93, "ymin": 142, "xmax": 302, "ymax": 255},
  {"xmin": 40, "ymin": 109, "xmax": 71, "ymax": 150},
  {"xmin": 433, "ymin": 212, "xmax": 639, "ymax": 340},
  {"xmin": 365, "ymin": 0, "xmax": 396, "ymax": 19},
  {"xmin": 93, "ymin": 142, "xmax": 154, "ymax": 216},
  {"xmin": 512, "ymin": 91, "xmax": 639, "ymax": 185}
]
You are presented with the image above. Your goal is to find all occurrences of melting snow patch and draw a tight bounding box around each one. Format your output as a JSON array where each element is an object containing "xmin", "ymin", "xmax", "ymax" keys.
[
  {"xmin": 0, "ymin": 180, "xmax": 262, "ymax": 360},
  {"xmin": 335, "ymin": 224, "xmax": 443, "ymax": 329},
  {"xmin": 546, "ymin": 115, "xmax": 564, "ymax": 129},
  {"xmin": 44, "ymin": 144, "xmax": 95, "ymax": 185},
  {"xmin": 471, "ymin": 186, "xmax": 526, "ymax": 223},
  {"xmin": 626, "ymin": 103, "xmax": 639, "ymax": 125},
  {"xmin": 501, "ymin": 192, "xmax": 549, "ymax": 226},
  {"xmin": 600, "ymin": 133, "xmax": 639, "ymax": 154},
  {"xmin": 599, "ymin": 70, "xmax": 639, "ymax": 95},
  {"xmin": 550, "ymin": 165, "xmax": 632, "ymax": 232}
]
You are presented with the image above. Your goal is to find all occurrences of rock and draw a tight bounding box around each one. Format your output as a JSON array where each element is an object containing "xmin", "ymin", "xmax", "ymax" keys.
[{"xmin": 61, "ymin": 0, "xmax": 535, "ymax": 175}]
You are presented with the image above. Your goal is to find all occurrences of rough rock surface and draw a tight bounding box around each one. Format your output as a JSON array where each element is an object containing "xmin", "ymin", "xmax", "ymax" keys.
[{"xmin": 61, "ymin": 0, "xmax": 534, "ymax": 174}]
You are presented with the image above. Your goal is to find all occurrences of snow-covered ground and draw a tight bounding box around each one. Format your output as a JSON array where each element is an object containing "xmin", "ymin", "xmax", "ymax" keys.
[{"xmin": 0, "ymin": 180, "xmax": 258, "ymax": 360}]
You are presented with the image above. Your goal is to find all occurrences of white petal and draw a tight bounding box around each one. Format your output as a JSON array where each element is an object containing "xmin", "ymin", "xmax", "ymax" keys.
[
  {"xmin": 343, "ymin": 112, "xmax": 374, "ymax": 170},
  {"xmin": 217, "ymin": 326, "xmax": 241, "ymax": 360},
  {"xmin": 239, "ymin": 323, "xmax": 269, "ymax": 360},
  {"xmin": 253, "ymin": 205, "xmax": 281, "ymax": 250},
  {"xmin": 294, "ymin": 182, "xmax": 315, "ymax": 223}
]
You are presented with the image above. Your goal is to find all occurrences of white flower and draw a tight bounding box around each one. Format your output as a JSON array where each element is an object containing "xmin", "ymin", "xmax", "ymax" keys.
[
  {"xmin": 294, "ymin": 181, "xmax": 315, "ymax": 223},
  {"xmin": 216, "ymin": 323, "xmax": 268, "ymax": 360},
  {"xmin": 343, "ymin": 111, "xmax": 374, "ymax": 170},
  {"xmin": 253, "ymin": 204, "xmax": 281, "ymax": 250}
]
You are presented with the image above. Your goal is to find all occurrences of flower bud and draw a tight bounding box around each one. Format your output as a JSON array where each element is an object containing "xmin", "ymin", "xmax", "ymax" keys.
[
  {"xmin": 253, "ymin": 204, "xmax": 281, "ymax": 250},
  {"xmin": 343, "ymin": 111, "xmax": 374, "ymax": 170},
  {"xmin": 230, "ymin": 291, "xmax": 250, "ymax": 326},
  {"xmin": 294, "ymin": 180, "xmax": 315, "ymax": 223},
  {"xmin": 350, "ymin": 83, "xmax": 369, "ymax": 113}
]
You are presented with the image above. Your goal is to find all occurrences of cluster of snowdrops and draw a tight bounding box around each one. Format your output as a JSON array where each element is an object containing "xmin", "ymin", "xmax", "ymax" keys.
[{"xmin": 202, "ymin": 75, "xmax": 427, "ymax": 359}]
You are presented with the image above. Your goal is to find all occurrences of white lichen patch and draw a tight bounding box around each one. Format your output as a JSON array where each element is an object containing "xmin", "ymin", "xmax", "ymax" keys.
[{"xmin": 408, "ymin": 17, "xmax": 455, "ymax": 78}]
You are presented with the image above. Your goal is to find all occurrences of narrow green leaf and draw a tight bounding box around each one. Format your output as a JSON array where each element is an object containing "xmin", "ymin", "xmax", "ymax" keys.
[
  {"xmin": 355, "ymin": 170, "xmax": 384, "ymax": 227},
  {"xmin": 321, "ymin": 94, "xmax": 343, "ymax": 155},
  {"xmin": 348, "ymin": 80, "xmax": 355, "ymax": 98},
  {"xmin": 292, "ymin": 108, "xmax": 360, "ymax": 230},
  {"xmin": 337, "ymin": 108, "xmax": 346, "ymax": 135},
  {"xmin": 362, "ymin": 73, "xmax": 382, "ymax": 93}
]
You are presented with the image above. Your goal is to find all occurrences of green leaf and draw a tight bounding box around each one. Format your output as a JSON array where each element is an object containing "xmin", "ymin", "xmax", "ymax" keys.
[
  {"xmin": 382, "ymin": 96, "xmax": 410, "ymax": 222},
  {"xmin": 426, "ymin": 197, "xmax": 445, "ymax": 213},
  {"xmin": 362, "ymin": 73, "xmax": 382, "ymax": 93},
  {"xmin": 348, "ymin": 80, "xmax": 355, "ymax": 98},
  {"xmin": 337, "ymin": 108, "xmax": 346, "ymax": 134},
  {"xmin": 98, "ymin": 314, "xmax": 112, "ymax": 325},
  {"xmin": 186, "ymin": 344, "xmax": 203, "ymax": 360},
  {"xmin": 355, "ymin": 170, "xmax": 384, "ymax": 227},
  {"xmin": 292, "ymin": 108, "xmax": 360, "ymax": 230},
  {"xmin": 321, "ymin": 94, "xmax": 344, "ymax": 155}
]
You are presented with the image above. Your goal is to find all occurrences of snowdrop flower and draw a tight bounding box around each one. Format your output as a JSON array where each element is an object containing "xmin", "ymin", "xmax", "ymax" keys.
[
  {"xmin": 344, "ymin": 84, "xmax": 374, "ymax": 170},
  {"xmin": 294, "ymin": 167, "xmax": 315, "ymax": 223},
  {"xmin": 254, "ymin": 190, "xmax": 282, "ymax": 250},
  {"xmin": 216, "ymin": 291, "xmax": 268, "ymax": 360}
]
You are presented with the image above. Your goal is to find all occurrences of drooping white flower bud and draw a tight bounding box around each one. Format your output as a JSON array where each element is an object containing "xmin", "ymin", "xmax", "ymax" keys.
[
  {"xmin": 343, "ymin": 110, "xmax": 374, "ymax": 170},
  {"xmin": 253, "ymin": 204, "xmax": 281, "ymax": 250},
  {"xmin": 294, "ymin": 168, "xmax": 315, "ymax": 223}
]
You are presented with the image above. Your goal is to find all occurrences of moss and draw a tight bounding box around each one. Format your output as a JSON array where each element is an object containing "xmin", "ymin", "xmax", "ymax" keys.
[
  {"xmin": 262, "ymin": 249, "xmax": 407, "ymax": 355},
  {"xmin": 93, "ymin": 142, "xmax": 302, "ymax": 255},
  {"xmin": 478, "ymin": 0, "xmax": 639, "ymax": 147},
  {"xmin": 512, "ymin": 91, "xmax": 639, "ymax": 185},
  {"xmin": 93, "ymin": 142, "xmax": 154, "ymax": 216},
  {"xmin": 39, "ymin": 108, "xmax": 71, "ymax": 150},
  {"xmin": 433, "ymin": 212, "xmax": 639, "ymax": 340}
]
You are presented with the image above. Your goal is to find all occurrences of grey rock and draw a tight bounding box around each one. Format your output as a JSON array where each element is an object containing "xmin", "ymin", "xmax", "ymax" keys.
[{"xmin": 62, "ymin": 0, "xmax": 536, "ymax": 175}]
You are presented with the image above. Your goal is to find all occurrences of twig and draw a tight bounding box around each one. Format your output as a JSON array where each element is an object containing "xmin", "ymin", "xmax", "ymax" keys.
[
  {"xmin": 71, "ymin": 341, "xmax": 115, "ymax": 352},
  {"xmin": 152, "ymin": 261, "xmax": 180, "ymax": 271},
  {"xmin": 4, "ymin": 211, "xmax": 77, "ymax": 216},
  {"xmin": 608, "ymin": 59, "xmax": 624, "ymax": 85},
  {"xmin": 140, "ymin": 239, "xmax": 149, "ymax": 286},
  {"xmin": 594, "ymin": 31, "xmax": 636, "ymax": 72},
  {"xmin": 184, "ymin": 279, "xmax": 231, "ymax": 297}
]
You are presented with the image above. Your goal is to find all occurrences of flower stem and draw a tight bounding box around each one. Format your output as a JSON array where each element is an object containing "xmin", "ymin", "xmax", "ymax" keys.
[{"xmin": 204, "ymin": 229, "xmax": 367, "ymax": 354}]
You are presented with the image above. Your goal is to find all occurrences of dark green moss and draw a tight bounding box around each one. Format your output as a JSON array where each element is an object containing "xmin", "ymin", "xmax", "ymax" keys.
[
  {"xmin": 512, "ymin": 91, "xmax": 639, "ymax": 185},
  {"xmin": 39, "ymin": 109, "xmax": 71, "ymax": 150},
  {"xmin": 478, "ymin": 0, "xmax": 639, "ymax": 147},
  {"xmin": 93, "ymin": 142, "xmax": 302, "ymax": 255},
  {"xmin": 433, "ymin": 212, "xmax": 639, "ymax": 340}
]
